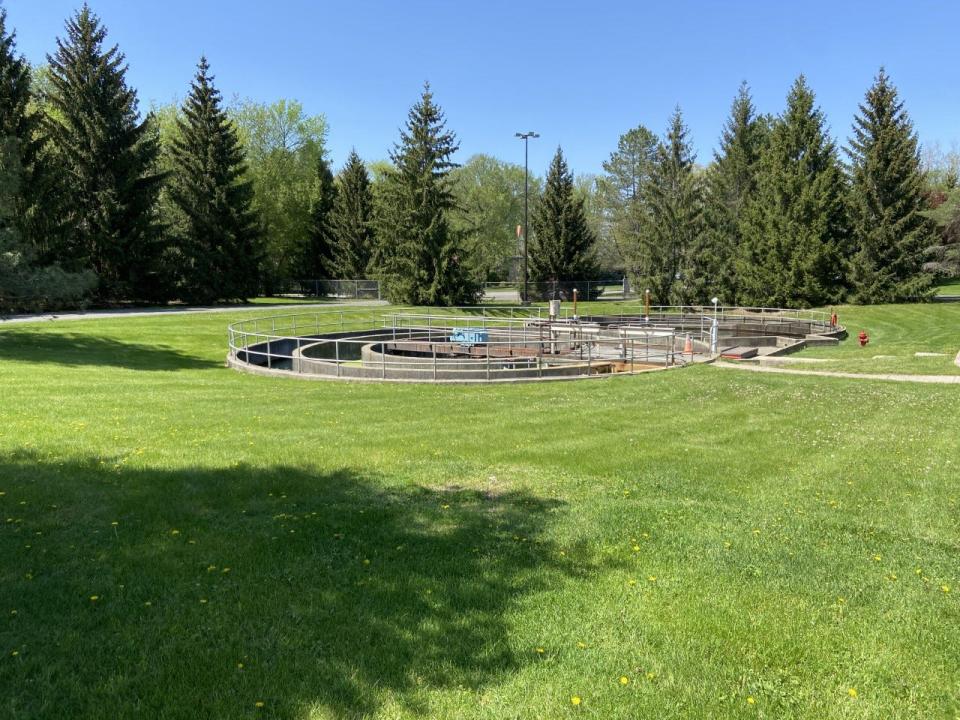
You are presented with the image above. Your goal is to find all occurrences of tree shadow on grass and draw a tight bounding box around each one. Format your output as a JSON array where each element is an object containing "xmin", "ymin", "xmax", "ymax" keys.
[
  {"xmin": 0, "ymin": 330, "xmax": 218, "ymax": 370},
  {"xmin": 0, "ymin": 453, "xmax": 607, "ymax": 719}
]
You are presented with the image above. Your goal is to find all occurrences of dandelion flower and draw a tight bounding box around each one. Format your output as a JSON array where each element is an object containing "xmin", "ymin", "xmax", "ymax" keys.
[
  {"xmin": 237, "ymin": 662, "xmax": 244, "ymax": 669},
  {"xmin": 943, "ymin": 585, "xmax": 951, "ymax": 593},
  {"xmin": 576, "ymin": 641, "xmax": 586, "ymax": 649},
  {"xmin": 170, "ymin": 529, "xmax": 180, "ymax": 535},
  {"xmin": 89, "ymin": 595, "xmax": 99, "ymax": 602},
  {"xmin": 619, "ymin": 676, "xmax": 629, "ymax": 685},
  {"xmin": 628, "ymin": 579, "xmax": 637, "ymax": 586},
  {"xmin": 536, "ymin": 647, "xmax": 545, "ymax": 654},
  {"xmin": 848, "ymin": 687, "xmax": 858, "ymax": 698},
  {"xmin": 647, "ymin": 576, "xmax": 656, "ymax": 582},
  {"xmin": 570, "ymin": 696, "xmax": 581, "ymax": 706},
  {"xmin": 873, "ymin": 554, "xmax": 881, "ymax": 562},
  {"xmin": 646, "ymin": 672, "xmax": 655, "ymax": 680},
  {"xmin": 632, "ymin": 545, "xmax": 640, "ymax": 552},
  {"xmin": 11, "ymin": 650, "xmax": 19, "ymax": 656},
  {"xmin": 255, "ymin": 701, "xmax": 265, "ymax": 708},
  {"xmin": 362, "ymin": 558, "xmax": 371, "ymax": 566},
  {"xmin": 747, "ymin": 696, "xmax": 756, "ymax": 705}
]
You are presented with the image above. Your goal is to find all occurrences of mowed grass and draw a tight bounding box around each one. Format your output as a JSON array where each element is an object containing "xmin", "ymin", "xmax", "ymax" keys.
[
  {"xmin": 0, "ymin": 305, "xmax": 958, "ymax": 719},
  {"xmin": 790, "ymin": 302, "xmax": 960, "ymax": 374}
]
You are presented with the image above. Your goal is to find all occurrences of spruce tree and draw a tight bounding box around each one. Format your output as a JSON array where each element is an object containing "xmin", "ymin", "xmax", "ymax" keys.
[
  {"xmin": 699, "ymin": 83, "xmax": 767, "ymax": 303},
  {"xmin": 0, "ymin": 9, "xmax": 94, "ymax": 310},
  {"xmin": 331, "ymin": 150, "xmax": 375, "ymax": 279},
  {"xmin": 372, "ymin": 83, "xmax": 478, "ymax": 305},
  {"xmin": 738, "ymin": 76, "xmax": 849, "ymax": 307},
  {"xmin": 528, "ymin": 146, "xmax": 597, "ymax": 296},
  {"xmin": 846, "ymin": 68, "xmax": 934, "ymax": 302},
  {"xmin": 639, "ymin": 108, "xmax": 702, "ymax": 304},
  {"xmin": 44, "ymin": 4, "xmax": 165, "ymax": 301},
  {"xmin": 168, "ymin": 57, "xmax": 259, "ymax": 303},
  {"xmin": 305, "ymin": 155, "xmax": 338, "ymax": 279}
]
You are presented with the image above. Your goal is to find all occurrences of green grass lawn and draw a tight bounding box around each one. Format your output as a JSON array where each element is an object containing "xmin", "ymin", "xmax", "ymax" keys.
[
  {"xmin": 1, "ymin": 305, "xmax": 958, "ymax": 719},
  {"xmin": 788, "ymin": 303, "xmax": 960, "ymax": 374},
  {"xmin": 934, "ymin": 280, "xmax": 960, "ymax": 296}
]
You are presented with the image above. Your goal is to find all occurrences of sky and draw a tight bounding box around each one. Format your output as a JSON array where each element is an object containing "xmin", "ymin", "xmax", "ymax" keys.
[{"xmin": 5, "ymin": 1, "xmax": 960, "ymax": 177}]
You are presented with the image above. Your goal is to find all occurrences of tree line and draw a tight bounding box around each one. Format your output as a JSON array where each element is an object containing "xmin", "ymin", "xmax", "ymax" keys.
[{"xmin": 1, "ymin": 4, "xmax": 956, "ymax": 311}]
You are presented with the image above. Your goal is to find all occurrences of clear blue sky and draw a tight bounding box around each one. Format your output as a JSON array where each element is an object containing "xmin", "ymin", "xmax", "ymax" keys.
[{"xmin": 5, "ymin": 1, "xmax": 960, "ymax": 176}]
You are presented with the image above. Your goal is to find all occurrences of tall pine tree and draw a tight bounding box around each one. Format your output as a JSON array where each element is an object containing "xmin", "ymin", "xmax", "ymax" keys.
[
  {"xmin": 45, "ymin": 4, "xmax": 165, "ymax": 302},
  {"xmin": 168, "ymin": 57, "xmax": 259, "ymax": 304},
  {"xmin": 638, "ymin": 108, "xmax": 702, "ymax": 304},
  {"xmin": 0, "ymin": 8, "xmax": 93, "ymax": 310},
  {"xmin": 598, "ymin": 125, "xmax": 658, "ymax": 279},
  {"xmin": 846, "ymin": 68, "xmax": 933, "ymax": 302},
  {"xmin": 372, "ymin": 83, "xmax": 478, "ymax": 305},
  {"xmin": 305, "ymin": 155, "xmax": 338, "ymax": 279},
  {"xmin": 698, "ymin": 83, "xmax": 767, "ymax": 303},
  {"xmin": 738, "ymin": 76, "xmax": 849, "ymax": 307},
  {"xmin": 331, "ymin": 149, "xmax": 375, "ymax": 279},
  {"xmin": 528, "ymin": 146, "xmax": 597, "ymax": 295}
]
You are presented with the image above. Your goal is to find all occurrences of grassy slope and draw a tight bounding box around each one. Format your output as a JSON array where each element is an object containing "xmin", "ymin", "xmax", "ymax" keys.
[
  {"xmin": 787, "ymin": 303, "xmax": 960, "ymax": 374},
  {"xmin": 0, "ymin": 307, "xmax": 958, "ymax": 720}
]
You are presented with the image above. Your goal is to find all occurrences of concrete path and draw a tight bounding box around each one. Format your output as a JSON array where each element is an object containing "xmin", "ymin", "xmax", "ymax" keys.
[
  {"xmin": 712, "ymin": 359, "xmax": 960, "ymax": 385},
  {"xmin": 0, "ymin": 300, "xmax": 388, "ymax": 325}
]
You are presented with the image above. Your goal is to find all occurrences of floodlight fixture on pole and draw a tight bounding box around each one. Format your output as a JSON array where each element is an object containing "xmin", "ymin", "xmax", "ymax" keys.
[{"xmin": 515, "ymin": 131, "xmax": 539, "ymax": 304}]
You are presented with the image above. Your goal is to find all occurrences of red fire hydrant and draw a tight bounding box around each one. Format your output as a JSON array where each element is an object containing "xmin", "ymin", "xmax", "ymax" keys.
[{"xmin": 858, "ymin": 330, "xmax": 869, "ymax": 347}]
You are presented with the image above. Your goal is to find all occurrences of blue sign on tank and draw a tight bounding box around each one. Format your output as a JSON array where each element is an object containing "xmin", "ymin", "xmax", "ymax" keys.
[{"xmin": 450, "ymin": 328, "xmax": 489, "ymax": 345}]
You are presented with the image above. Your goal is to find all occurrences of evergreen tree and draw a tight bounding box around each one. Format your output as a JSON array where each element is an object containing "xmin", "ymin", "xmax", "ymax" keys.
[
  {"xmin": 44, "ymin": 4, "xmax": 165, "ymax": 301},
  {"xmin": 305, "ymin": 154, "xmax": 338, "ymax": 279},
  {"xmin": 598, "ymin": 125, "xmax": 658, "ymax": 278},
  {"xmin": 331, "ymin": 149, "xmax": 375, "ymax": 279},
  {"xmin": 846, "ymin": 68, "xmax": 934, "ymax": 302},
  {"xmin": 738, "ymin": 76, "xmax": 849, "ymax": 307},
  {"xmin": 372, "ymin": 82, "xmax": 478, "ymax": 305},
  {"xmin": 637, "ymin": 108, "xmax": 702, "ymax": 304},
  {"xmin": 168, "ymin": 57, "xmax": 259, "ymax": 303},
  {"xmin": 0, "ymin": 9, "xmax": 94, "ymax": 311},
  {"xmin": 528, "ymin": 146, "xmax": 598, "ymax": 295},
  {"xmin": 699, "ymin": 83, "xmax": 767, "ymax": 303}
]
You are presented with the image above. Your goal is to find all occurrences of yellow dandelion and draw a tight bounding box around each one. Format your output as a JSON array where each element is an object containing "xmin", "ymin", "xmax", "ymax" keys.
[
  {"xmin": 848, "ymin": 687, "xmax": 858, "ymax": 698},
  {"xmin": 237, "ymin": 662, "xmax": 244, "ymax": 669},
  {"xmin": 206, "ymin": 565, "xmax": 217, "ymax": 572},
  {"xmin": 632, "ymin": 545, "xmax": 640, "ymax": 552},
  {"xmin": 362, "ymin": 558, "xmax": 371, "ymax": 565},
  {"xmin": 11, "ymin": 650, "xmax": 19, "ymax": 656},
  {"xmin": 619, "ymin": 675, "xmax": 629, "ymax": 686},
  {"xmin": 89, "ymin": 595, "xmax": 99, "ymax": 602},
  {"xmin": 628, "ymin": 579, "xmax": 637, "ymax": 586},
  {"xmin": 943, "ymin": 585, "xmax": 951, "ymax": 593},
  {"xmin": 144, "ymin": 601, "xmax": 152, "ymax": 607},
  {"xmin": 111, "ymin": 521, "xmax": 118, "ymax": 526},
  {"xmin": 170, "ymin": 529, "xmax": 180, "ymax": 535},
  {"xmin": 873, "ymin": 554, "xmax": 881, "ymax": 562},
  {"xmin": 536, "ymin": 647, "xmax": 545, "ymax": 654},
  {"xmin": 576, "ymin": 641, "xmax": 587, "ymax": 649},
  {"xmin": 647, "ymin": 575, "xmax": 656, "ymax": 582},
  {"xmin": 200, "ymin": 598, "xmax": 208, "ymax": 604},
  {"xmin": 646, "ymin": 671, "xmax": 656, "ymax": 680},
  {"xmin": 747, "ymin": 696, "xmax": 756, "ymax": 705},
  {"xmin": 570, "ymin": 696, "xmax": 581, "ymax": 706},
  {"xmin": 255, "ymin": 701, "xmax": 265, "ymax": 708}
]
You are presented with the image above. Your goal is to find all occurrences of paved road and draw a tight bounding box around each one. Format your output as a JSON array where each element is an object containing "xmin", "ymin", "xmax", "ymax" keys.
[{"xmin": 712, "ymin": 358, "xmax": 960, "ymax": 384}]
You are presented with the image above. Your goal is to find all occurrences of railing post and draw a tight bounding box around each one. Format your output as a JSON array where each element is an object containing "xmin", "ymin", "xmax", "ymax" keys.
[
  {"xmin": 587, "ymin": 338, "xmax": 592, "ymax": 376},
  {"xmin": 335, "ymin": 340, "xmax": 341, "ymax": 377}
]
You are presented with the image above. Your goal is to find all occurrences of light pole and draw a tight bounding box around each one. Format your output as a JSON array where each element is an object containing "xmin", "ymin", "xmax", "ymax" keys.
[
  {"xmin": 515, "ymin": 131, "xmax": 539, "ymax": 304},
  {"xmin": 710, "ymin": 296, "xmax": 719, "ymax": 355}
]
